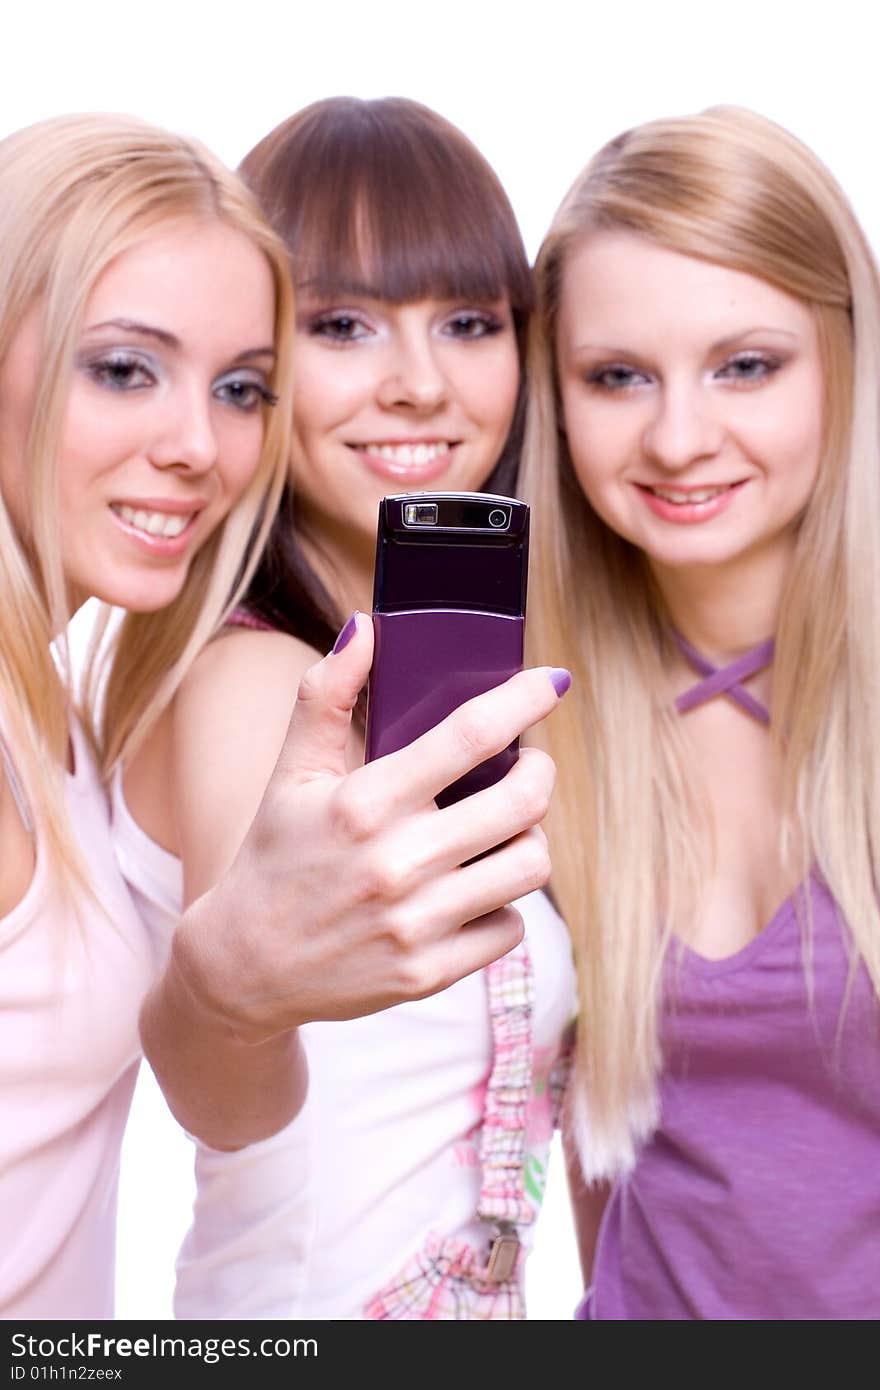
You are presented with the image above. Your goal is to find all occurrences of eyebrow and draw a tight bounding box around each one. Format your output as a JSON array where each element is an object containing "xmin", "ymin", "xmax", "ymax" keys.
[
  {"xmin": 710, "ymin": 327, "xmax": 799, "ymax": 351},
  {"xmin": 85, "ymin": 318, "xmax": 276, "ymax": 362},
  {"xmin": 572, "ymin": 326, "xmax": 800, "ymax": 356}
]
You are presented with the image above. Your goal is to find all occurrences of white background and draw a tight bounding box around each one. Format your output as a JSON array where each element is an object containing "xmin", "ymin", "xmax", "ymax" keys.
[{"xmin": 4, "ymin": 0, "xmax": 877, "ymax": 1320}]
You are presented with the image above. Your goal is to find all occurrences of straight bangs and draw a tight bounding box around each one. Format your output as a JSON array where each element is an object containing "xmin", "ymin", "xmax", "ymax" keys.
[
  {"xmin": 236, "ymin": 97, "xmax": 531, "ymax": 677},
  {"xmin": 241, "ymin": 98, "xmax": 533, "ymax": 324}
]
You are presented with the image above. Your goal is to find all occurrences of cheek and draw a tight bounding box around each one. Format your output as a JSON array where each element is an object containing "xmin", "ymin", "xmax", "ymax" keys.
[
  {"xmin": 752, "ymin": 381, "xmax": 824, "ymax": 503},
  {"xmin": 218, "ymin": 416, "xmax": 266, "ymax": 500},
  {"xmin": 59, "ymin": 381, "xmax": 157, "ymax": 496},
  {"xmin": 562, "ymin": 393, "xmax": 627, "ymax": 503},
  {"xmin": 469, "ymin": 348, "xmax": 520, "ymax": 439},
  {"xmin": 291, "ymin": 346, "xmax": 364, "ymax": 442}
]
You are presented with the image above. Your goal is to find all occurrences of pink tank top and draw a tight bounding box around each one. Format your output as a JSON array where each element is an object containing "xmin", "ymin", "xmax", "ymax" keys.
[{"xmin": 0, "ymin": 717, "xmax": 156, "ymax": 1317}]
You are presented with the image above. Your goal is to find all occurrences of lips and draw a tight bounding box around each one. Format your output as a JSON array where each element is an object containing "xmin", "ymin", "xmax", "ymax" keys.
[
  {"xmin": 349, "ymin": 438, "xmax": 459, "ymax": 483},
  {"xmin": 110, "ymin": 503, "xmax": 197, "ymax": 538},
  {"xmin": 635, "ymin": 479, "xmax": 747, "ymax": 524},
  {"xmin": 108, "ymin": 498, "xmax": 205, "ymax": 552},
  {"xmin": 351, "ymin": 440, "xmax": 452, "ymax": 466},
  {"xmin": 645, "ymin": 484, "xmax": 733, "ymax": 505}
]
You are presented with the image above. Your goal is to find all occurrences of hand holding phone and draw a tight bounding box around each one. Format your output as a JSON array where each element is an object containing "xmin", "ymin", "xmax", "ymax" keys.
[{"xmin": 365, "ymin": 492, "xmax": 529, "ymax": 807}]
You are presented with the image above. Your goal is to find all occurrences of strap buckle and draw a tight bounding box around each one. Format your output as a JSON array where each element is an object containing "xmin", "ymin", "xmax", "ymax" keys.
[{"xmin": 485, "ymin": 1226, "xmax": 520, "ymax": 1283}]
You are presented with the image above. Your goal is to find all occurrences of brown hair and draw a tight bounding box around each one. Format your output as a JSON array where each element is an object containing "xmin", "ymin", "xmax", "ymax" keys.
[{"xmin": 238, "ymin": 96, "xmax": 533, "ymax": 659}]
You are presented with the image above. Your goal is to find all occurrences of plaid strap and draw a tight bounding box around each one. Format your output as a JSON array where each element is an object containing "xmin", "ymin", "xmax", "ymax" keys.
[
  {"xmin": 477, "ymin": 941, "xmax": 535, "ymax": 1228},
  {"xmin": 363, "ymin": 1233, "xmax": 524, "ymax": 1320}
]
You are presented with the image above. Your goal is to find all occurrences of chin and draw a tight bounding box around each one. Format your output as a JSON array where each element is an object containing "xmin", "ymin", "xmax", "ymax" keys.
[
  {"xmin": 91, "ymin": 574, "xmax": 189, "ymax": 614},
  {"xmin": 646, "ymin": 542, "xmax": 753, "ymax": 575}
]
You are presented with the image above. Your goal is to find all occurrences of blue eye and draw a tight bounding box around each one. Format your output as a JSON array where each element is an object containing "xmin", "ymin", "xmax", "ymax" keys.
[
  {"xmin": 717, "ymin": 352, "xmax": 782, "ymax": 384},
  {"xmin": 586, "ymin": 364, "xmax": 649, "ymax": 391},
  {"xmin": 213, "ymin": 374, "xmax": 278, "ymax": 412},
  {"xmin": 84, "ymin": 351, "xmax": 155, "ymax": 391}
]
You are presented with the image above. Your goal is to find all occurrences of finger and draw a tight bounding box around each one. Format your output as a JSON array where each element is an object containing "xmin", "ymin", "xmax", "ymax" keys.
[
  {"xmin": 426, "ymin": 826, "xmax": 552, "ymax": 929},
  {"xmin": 376, "ymin": 748, "xmax": 554, "ymax": 883},
  {"xmin": 429, "ymin": 747, "xmax": 556, "ymax": 870},
  {"xmin": 399, "ymin": 905, "xmax": 526, "ymax": 1000},
  {"xmin": 355, "ymin": 665, "xmax": 571, "ymax": 816},
  {"xmin": 275, "ymin": 612, "xmax": 373, "ymax": 782},
  {"xmin": 379, "ymin": 824, "xmax": 550, "ymax": 956}
]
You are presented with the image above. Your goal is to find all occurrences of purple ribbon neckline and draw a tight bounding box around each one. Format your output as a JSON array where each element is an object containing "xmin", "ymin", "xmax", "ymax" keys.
[{"xmin": 673, "ymin": 631, "xmax": 775, "ymax": 725}]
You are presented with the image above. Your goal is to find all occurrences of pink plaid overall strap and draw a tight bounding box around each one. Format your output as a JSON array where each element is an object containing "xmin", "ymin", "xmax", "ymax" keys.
[
  {"xmin": 673, "ymin": 630, "xmax": 775, "ymax": 726},
  {"xmin": 363, "ymin": 941, "xmax": 536, "ymax": 1318},
  {"xmin": 476, "ymin": 941, "xmax": 535, "ymax": 1277}
]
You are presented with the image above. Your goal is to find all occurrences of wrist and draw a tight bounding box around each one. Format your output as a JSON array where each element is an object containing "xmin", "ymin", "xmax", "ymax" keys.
[{"xmin": 170, "ymin": 886, "xmax": 298, "ymax": 1047}]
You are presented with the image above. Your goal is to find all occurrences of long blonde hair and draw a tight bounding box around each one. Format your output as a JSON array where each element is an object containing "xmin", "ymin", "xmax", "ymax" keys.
[
  {"xmin": 522, "ymin": 106, "xmax": 880, "ymax": 1179},
  {"xmin": 0, "ymin": 113, "xmax": 293, "ymax": 886}
]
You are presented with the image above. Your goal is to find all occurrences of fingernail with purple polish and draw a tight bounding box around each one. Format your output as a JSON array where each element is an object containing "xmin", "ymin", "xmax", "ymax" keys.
[
  {"xmin": 333, "ymin": 612, "xmax": 359, "ymax": 654},
  {"xmin": 549, "ymin": 667, "xmax": 572, "ymax": 697}
]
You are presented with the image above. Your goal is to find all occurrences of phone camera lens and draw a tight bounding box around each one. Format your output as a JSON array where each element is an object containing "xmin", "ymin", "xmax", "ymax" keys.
[
  {"xmin": 403, "ymin": 502, "xmax": 439, "ymax": 526},
  {"xmin": 488, "ymin": 509, "xmax": 508, "ymax": 528}
]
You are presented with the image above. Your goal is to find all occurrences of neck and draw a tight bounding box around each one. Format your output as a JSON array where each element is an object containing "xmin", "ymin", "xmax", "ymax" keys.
[
  {"xmin": 298, "ymin": 515, "xmax": 375, "ymax": 626},
  {"xmin": 649, "ymin": 539, "xmax": 793, "ymax": 662}
]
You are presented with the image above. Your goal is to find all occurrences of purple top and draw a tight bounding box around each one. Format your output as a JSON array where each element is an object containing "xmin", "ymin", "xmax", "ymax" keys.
[{"xmin": 583, "ymin": 876, "xmax": 880, "ymax": 1319}]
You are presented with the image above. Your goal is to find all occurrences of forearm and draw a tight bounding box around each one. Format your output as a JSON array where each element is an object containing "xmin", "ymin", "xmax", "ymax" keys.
[
  {"xmin": 138, "ymin": 638, "xmax": 569, "ymax": 1150},
  {"xmin": 140, "ymin": 893, "xmax": 307, "ymax": 1151}
]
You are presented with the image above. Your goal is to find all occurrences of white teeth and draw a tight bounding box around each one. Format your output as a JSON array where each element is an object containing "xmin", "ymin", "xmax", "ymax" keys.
[
  {"xmin": 114, "ymin": 504, "xmax": 193, "ymax": 538},
  {"xmin": 363, "ymin": 441, "xmax": 450, "ymax": 466},
  {"xmin": 650, "ymin": 486, "xmax": 728, "ymax": 504}
]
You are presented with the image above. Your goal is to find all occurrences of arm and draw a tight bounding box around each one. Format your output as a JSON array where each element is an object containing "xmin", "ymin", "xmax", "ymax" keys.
[
  {"xmin": 141, "ymin": 614, "xmax": 568, "ymax": 1150},
  {"xmin": 137, "ymin": 626, "xmax": 319, "ymax": 1151}
]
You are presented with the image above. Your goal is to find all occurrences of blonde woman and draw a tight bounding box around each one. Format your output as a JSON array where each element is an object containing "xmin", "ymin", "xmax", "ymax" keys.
[
  {"xmin": 522, "ymin": 107, "xmax": 880, "ymax": 1318},
  {"xmin": 0, "ymin": 113, "xmax": 562, "ymax": 1319}
]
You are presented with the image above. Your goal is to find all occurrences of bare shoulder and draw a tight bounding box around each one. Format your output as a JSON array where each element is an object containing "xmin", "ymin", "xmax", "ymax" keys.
[
  {"xmin": 177, "ymin": 626, "xmax": 319, "ymax": 715},
  {"xmin": 171, "ymin": 628, "xmax": 323, "ymax": 903}
]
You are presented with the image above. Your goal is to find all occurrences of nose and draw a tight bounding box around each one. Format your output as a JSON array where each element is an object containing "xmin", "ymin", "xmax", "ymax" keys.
[
  {"xmin": 376, "ymin": 325, "xmax": 448, "ymax": 413},
  {"xmin": 147, "ymin": 382, "xmax": 219, "ymax": 475},
  {"xmin": 641, "ymin": 379, "xmax": 724, "ymax": 472}
]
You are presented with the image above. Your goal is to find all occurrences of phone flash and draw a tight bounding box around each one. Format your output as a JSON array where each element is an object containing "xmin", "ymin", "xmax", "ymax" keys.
[{"xmin": 403, "ymin": 502, "xmax": 439, "ymax": 526}]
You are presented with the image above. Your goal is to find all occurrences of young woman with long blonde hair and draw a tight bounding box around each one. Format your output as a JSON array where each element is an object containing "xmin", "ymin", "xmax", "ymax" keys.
[
  {"xmin": 523, "ymin": 106, "xmax": 880, "ymax": 1318},
  {"xmin": 0, "ymin": 110, "xmax": 562, "ymax": 1318}
]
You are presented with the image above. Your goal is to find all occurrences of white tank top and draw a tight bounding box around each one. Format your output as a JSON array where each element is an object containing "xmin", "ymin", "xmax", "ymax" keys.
[
  {"xmin": 0, "ymin": 719, "xmax": 156, "ymax": 1318},
  {"xmin": 110, "ymin": 770, "xmax": 578, "ymax": 1319}
]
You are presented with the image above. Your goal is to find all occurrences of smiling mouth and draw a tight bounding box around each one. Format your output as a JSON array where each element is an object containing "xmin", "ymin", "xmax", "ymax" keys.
[
  {"xmin": 350, "ymin": 441, "xmax": 454, "ymax": 466},
  {"xmin": 642, "ymin": 483, "xmax": 739, "ymax": 505},
  {"xmin": 110, "ymin": 504, "xmax": 197, "ymax": 538}
]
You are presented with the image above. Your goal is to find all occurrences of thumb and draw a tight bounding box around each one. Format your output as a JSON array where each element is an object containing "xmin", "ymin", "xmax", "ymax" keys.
[{"xmin": 276, "ymin": 612, "xmax": 373, "ymax": 782}]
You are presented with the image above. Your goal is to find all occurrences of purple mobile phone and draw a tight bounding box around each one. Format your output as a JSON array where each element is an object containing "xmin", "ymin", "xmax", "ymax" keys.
[{"xmin": 365, "ymin": 492, "xmax": 529, "ymax": 807}]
